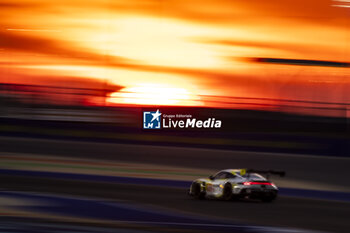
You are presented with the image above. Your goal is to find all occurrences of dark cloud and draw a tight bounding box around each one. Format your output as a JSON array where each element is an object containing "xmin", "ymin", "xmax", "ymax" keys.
[
  {"xmin": 0, "ymin": 31, "xmax": 69, "ymax": 55},
  {"xmin": 249, "ymin": 57, "xmax": 350, "ymax": 68},
  {"xmin": 0, "ymin": 67, "xmax": 122, "ymax": 91},
  {"xmin": 0, "ymin": 30, "xmax": 136, "ymax": 65}
]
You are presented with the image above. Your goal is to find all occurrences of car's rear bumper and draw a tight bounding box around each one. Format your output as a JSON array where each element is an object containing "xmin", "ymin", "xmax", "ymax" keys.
[{"xmin": 239, "ymin": 188, "xmax": 278, "ymax": 199}]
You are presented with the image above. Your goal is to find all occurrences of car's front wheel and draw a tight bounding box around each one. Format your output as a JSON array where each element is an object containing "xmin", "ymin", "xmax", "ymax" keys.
[
  {"xmin": 221, "ymin": 183, "xmax": 233, "ymax": 201},
  {"xmin": 191, "ymin": 182, "xmax": 205, "ymax": 200}
]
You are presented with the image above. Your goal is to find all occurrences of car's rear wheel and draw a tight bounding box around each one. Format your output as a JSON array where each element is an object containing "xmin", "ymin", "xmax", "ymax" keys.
[
  {"xmin": 222, "ymin": 183, "xmax": 233, "ymax": 201},
  {"xmin": 191, "ymin": 182, "xmax": 205, "ymax": 199}
]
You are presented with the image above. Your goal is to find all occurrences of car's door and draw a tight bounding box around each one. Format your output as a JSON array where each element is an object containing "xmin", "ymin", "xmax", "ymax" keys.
[{"xmin": 207, "ymin": 172, "xmax": 229, "ymax": 197}]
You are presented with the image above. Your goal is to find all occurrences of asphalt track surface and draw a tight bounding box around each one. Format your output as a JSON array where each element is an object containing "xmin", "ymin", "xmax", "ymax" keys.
[
  {"xmin": 1, "ymin": 136, "xmax": 350, "ymax": 232},
  {"xmin": 1, "ymin": 175, "xmax": 350, "ymax": 233},
  {"xmin": 0, "ymin": 136, "xmax": 349, "ymax": 191}
]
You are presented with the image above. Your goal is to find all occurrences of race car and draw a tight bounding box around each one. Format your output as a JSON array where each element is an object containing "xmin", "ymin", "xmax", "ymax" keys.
[{"xmin": 188, "ymin": 169, "xmax": 285, "ymax": 202}]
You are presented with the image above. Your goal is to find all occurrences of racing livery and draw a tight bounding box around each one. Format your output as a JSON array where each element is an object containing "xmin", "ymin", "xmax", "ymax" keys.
[{"xmin": 189, "ymin": 169, "xmax": 285, "ymax": 202}]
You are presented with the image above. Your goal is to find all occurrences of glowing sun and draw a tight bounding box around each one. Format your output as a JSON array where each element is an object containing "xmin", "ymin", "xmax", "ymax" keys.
[{"xmin": 107, "ymin": 84, "xmax": 202, "ymax": 106}]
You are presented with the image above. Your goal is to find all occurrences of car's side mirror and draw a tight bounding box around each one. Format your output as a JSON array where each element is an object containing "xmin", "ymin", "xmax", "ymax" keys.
[{"xmin": 209, "ymin": 175, "xmax": 214, "ymax": 180}]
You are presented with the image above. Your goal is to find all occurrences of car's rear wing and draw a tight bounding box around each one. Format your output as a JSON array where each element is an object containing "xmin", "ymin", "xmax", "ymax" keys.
[{"xmin": 246, "ymin": 169, "xmax": 286, "ymax": 179}]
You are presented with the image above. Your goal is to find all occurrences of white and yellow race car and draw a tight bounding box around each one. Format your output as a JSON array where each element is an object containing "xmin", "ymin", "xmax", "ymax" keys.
[{"xmin": 189, "ymin": 169, "xmax": 285, "ymax": 202}]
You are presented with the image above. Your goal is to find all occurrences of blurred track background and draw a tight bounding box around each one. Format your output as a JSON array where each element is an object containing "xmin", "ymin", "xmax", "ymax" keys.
[{"xmin": 0, "ymin": 87, "xmax": 350, "ymax": 233}]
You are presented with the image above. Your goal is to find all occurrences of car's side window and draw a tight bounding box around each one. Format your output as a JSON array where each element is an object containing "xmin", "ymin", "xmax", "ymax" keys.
[
  {"xmin": 214, "ymin": 172, "xmax": 233, "ymax": 180},
  {"xmin": 213, "ymin": 172, "xmax": 225, "ymax": 180},
  {"xmin": 225, "ymin": 173, "xmax": 236, "ymax": 179}
]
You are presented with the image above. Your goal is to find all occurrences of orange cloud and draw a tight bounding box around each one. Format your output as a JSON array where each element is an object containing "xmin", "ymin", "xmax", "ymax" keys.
[{"xmin": 0, "ymin": 0, "xmax": 349, "ymax": 111}]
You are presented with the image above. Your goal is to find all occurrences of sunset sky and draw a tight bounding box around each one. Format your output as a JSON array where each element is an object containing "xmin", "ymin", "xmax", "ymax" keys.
[{"xmin": 1, "ymin": 0, "xmax": 350, "ymax": 108}]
